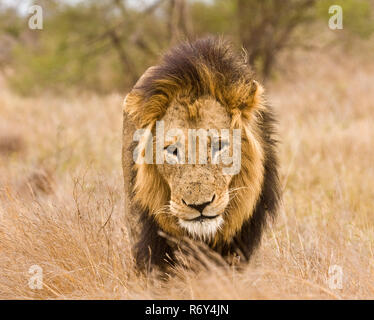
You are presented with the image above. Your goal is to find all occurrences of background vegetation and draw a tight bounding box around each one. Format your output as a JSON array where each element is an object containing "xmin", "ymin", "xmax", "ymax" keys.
[
  {"xmin": 1, "ymin": 0, "xmax": 373, "ymax": 94},
  {"xmin": 0, "ymin": 0, "xmax": 374, "ymax": 299}
]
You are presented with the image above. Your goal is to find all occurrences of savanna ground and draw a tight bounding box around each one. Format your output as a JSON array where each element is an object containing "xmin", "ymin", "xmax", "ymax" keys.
[{"xmin": 0, "ymin": 40, "xmax": 373, "ymax": 299}]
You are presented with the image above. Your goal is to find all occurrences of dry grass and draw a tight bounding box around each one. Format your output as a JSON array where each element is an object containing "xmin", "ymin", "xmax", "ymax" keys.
[{"xmin": 0, "ymin": 43, "xmax": 374, "ymax": 299}]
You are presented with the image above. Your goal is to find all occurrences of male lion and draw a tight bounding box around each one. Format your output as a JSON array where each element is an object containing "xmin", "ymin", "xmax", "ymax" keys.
[{"xmin": 122, "ymin": 37, "xmax": 280, "ymax": 270}]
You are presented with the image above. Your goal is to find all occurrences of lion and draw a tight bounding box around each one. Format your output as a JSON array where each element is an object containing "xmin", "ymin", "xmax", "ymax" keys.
[{"xmin": 122, "ymin": 37, "xmax": 281, "ymax": 270}]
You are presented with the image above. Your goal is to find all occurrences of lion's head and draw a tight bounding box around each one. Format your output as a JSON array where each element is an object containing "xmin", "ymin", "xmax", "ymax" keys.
[{"xmin": 123, "ymin": 37, "xmax": 280, "ymax": 264}]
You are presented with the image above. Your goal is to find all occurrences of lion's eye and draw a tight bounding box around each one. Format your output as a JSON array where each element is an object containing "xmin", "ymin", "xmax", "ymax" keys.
[
  {"xmin": 217, "ymin": 143, "xmax": 224, "ymax": 151},
  {"xmin": 164, "ymin": 145, "xmax": 180, "ymax": 164},
  {"xmin": 213, "ymin": 140, "xmax": 228, "ymax": 152},
  {"xmin": 212, "ymin": 139, "xmax": 229, "ymax": 163},
  {"xmin": 164, "ymin": 146, "xmax": 178, "ymax": 156}
]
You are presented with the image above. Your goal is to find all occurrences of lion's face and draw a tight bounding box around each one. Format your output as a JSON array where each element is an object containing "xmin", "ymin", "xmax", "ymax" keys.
[{"xmin": 155, "ymin": 97, "xmax": 233, "ymax": 240}]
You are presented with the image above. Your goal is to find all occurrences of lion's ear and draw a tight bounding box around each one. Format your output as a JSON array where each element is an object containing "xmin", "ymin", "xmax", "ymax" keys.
[
  {"xmin": 123, "ymin": 66, "xmax": 157, "ymax": 126},
  {"xmin": 237, "ymin": 79, "xmax": 265, "ymax": 118},
  {"xmin": 132, "ymin": 66, "xmax": 157, "ymax": 91},
  {"xmin": 248, "ymin": 79, "xmax": 264, "ymax": 111},
  {"xmin": 249, "ymin": 80, "xmax": 264, "ymax": 101},
  {"xmin": 123, "ymin": 66, "xmax": 157, "ymax": 108}
]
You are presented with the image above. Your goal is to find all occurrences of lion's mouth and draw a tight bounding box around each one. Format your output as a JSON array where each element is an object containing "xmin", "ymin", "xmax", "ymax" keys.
[
  {"xmin": 178, "ymin": 214, "xmax": 224, "ymax": 240},
  {"xmin": 183, "ymin": 214, "xmax": 220, "ymax": 222}
]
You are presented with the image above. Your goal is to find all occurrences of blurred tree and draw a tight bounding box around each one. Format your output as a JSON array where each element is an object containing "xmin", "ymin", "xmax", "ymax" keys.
[
  {"xmin": 168, "ymin": 0, "xmax": 192, "ymax": 43},
  {"xmin": 7, "ymin": 0, "xmax": 171, "ymax": 94},
  {"xmin": 1, "ymin": 0, "xmax": 373, "ymax": 94},
  {"xmin": 235, "ymin": 0, "xmax": 316, "ymax": 80},
  {"xmin": 0, "ymin": 7, "xmax": 22, "ymax": 68},
  {"xmin": 190, "ymin": 0, "xmax": 236, "ymax": 36}
]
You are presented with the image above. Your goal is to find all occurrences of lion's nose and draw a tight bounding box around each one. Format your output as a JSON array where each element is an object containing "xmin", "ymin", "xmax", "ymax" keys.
[{"xmin": 182, "ymin": 194, "xmax": 215, "ymax": 213}]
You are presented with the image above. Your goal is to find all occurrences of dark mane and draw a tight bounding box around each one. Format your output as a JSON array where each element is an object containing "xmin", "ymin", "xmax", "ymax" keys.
[
  {"xmin": 127, "ymin": 37, "xmax": 259, "ymax": 128},
  {"xmin": 138, "ymin": 37, "xmax": 254, "ymax": 100},
  {"xmin": 221, "ymin": 106, "xmax": 281, "ymax": 261}
]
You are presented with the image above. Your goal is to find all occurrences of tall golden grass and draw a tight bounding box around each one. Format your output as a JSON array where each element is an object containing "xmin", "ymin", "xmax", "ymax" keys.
[{"xmin": 0, "ymin": 43, "xmax": 373, "ymax": 299}]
